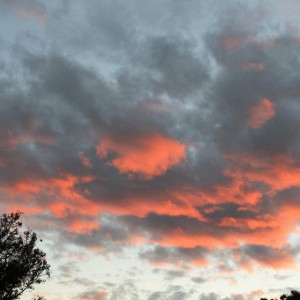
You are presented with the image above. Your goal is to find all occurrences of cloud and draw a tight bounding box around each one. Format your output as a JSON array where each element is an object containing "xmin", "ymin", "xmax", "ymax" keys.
[
  {"xmin": 248, "ymin": 98, "xmax": 276, "ymax": 128},
  {"xmin": 242, "ymin": 62, "xmax": 265, "ymax": 72},
  {"xmin": 141, "ymin": 36, "xmax": 210, "ymax": 98},
  {"xmin": 62, "ymin": 213, "xmax": 129, "ymax": 253},
  {"xmin": 1, "ymin": 0, "xmax": 300, "ymax": 298},
  {"xmin": 164, "ymin": 270, "xmax": 185, "ymax": 280},
  {"xmin": 139, "ymin": 245, "xmax": 208, "ymax": 266},
  {"xmin": 78, "ymin": 151, "xmax": 92, "ymax": 168},
  {"xmin": 221, "ymin": 37, "xmax": 246, "ymax": 51},
  {"xmin": 97, "ymin": 132, "xmax": 186, "ymax": 179},
  {"xmin": 225, "ymin": 154, "xmax": 300, "ymax": 193},
  {"xmin": 148, "ymin": 286, "xmax": 190, "ymax": 300},
  {"xmin": 106, "ymin": 280, "xmax": 141, "ymax": 300},
  {"xmin": 74, "ymin": 290, "xmax": 108, "ymax": 300},
  {"xmin": 199, "ymin": 293, "xmax": 220, "ymax": 300},
  {"xmin": 3, "ymin": 0, "xmax": 47, "ymax": 23},
  {"xmin": 239, "ymin": 244, "xmax": 295, "ymax": 269}
]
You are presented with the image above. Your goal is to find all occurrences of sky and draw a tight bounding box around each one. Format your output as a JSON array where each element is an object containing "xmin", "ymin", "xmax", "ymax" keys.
[{"xmin": 0, "ymin": 0, "xmax": 300, "ymax": 299}]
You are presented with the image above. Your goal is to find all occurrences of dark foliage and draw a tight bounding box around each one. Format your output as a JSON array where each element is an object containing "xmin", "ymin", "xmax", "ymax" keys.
[
  {"xmin": 0, "ymin": 212, "xmax": 50, "ymax": 300},
  {"xmin": 261, "ymin": 290, "xmax": 300, "ymax": 300}
]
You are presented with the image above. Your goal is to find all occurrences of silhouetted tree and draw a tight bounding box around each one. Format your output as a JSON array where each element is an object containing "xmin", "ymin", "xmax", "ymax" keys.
[
  {"xmin": 281, "ymin": 290, "xmax": 300, "ymax": 300},
  {"xmin": 260, "ymin": 290, "xmax": 300, "ymax": 300},
  {"xmin": 0, "ymin": 212, "xmax": 50, "ymax": 300}
]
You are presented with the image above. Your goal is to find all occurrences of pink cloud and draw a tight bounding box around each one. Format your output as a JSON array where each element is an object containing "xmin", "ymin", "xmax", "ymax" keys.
[
  {"xmin": 97, "ymin": 132, "xmax": 186, "ymax": 179},
  {"xmin": 226, "ymin": 154, "xmax": 300, "ymax": 193},
  {"xmin": 0, "ymin": 174, "xmax": 101, "ymax": 234},
  {"xmin": 248, "ymin": 98, "xmax": 276, "ymax": 128}
]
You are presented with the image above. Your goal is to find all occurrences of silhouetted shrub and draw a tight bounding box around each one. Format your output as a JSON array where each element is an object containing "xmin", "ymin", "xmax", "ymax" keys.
[{"xmin": 261, "ymin": 290, "xmax": 300, "ymax": 300}]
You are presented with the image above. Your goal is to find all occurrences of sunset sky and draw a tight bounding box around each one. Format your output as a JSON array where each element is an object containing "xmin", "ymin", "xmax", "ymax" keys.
[{"xmin": 1, "ymin": 0, "xmax": 300, "ymax": 299}]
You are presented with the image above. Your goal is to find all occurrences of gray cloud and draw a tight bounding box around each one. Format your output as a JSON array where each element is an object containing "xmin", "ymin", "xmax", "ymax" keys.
[
  {"xmin": 199, "ymin": 293, "xmax": 219, "ymax": 300},
  {"xmin": 74, "ymin": 289, "xmax": 107, "ymax": 300},
  {"xmin": 200, "ymin": 203, "xmax": 257, "ymax": 221},
  {"xmin": 139, "ymin": 244, "xmax": 207, "ymax": 265},
  {"xmin": 123, "ymin": 213, "xmax": 256, "ymax": 242},
  {"xmin": 239, "ymin": 244, "xmax": 294, "ymax": 268},
  {"xmin": 148, "ymin": 285, "xmax": 190, "ymax": 300},
  {"xmin": 164, "ymin": 270, "xmax": 185, "ymax": 280},
  {"xmin": 191, "ymin": 276, "xmax": 206, "ymax": 284}
]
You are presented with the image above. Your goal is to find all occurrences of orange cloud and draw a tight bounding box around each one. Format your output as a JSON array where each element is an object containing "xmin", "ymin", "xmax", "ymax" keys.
[
  {"xmin": 97, "ymin": 132, "xmax": 186, "ymax": 179},
  {"xmin": 1, "ymin": 164, "xmax": 298, "ymax": 269},
  {"xmin": 226, "ymin": 154, "xmax": 300, "ymax": 193},
  {"xmin": 0, "ymin": 174, "xmax": 101, "ymax": 233},
  {"xmin": 248, "ymin": 98, "xmax": 276, "ymax": 128},
  {"xmin": 68, "ymin": 219, "xmax": 100, "ymax": 235},
  {"xmin": 138, "ymin": 211, "xmax": 294, "ymax": 253},
  {"xmin": 1, "ymin": 147, "xmax": 298, "ymax": 266}
]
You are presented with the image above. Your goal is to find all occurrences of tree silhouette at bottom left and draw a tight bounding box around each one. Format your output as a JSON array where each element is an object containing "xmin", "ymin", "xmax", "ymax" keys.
[{"xmin": 0, "ymin": 211, "xmax": 50, "ymax": 300}]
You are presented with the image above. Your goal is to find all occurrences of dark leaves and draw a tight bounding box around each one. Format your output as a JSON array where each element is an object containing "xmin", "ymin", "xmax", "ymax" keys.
[
  {"xmin": 0, "ymin": 212, "xmax": 50, "ymax": 300},
  {"xmin": 261, "ymin": 290, "xmax": 300, "ymax": 300}
]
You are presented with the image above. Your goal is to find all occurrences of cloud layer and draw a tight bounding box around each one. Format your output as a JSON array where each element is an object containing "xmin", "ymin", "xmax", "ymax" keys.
[{"xmin": 1, "ymin": 0, "xmax": 300, "ymax": 299}]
